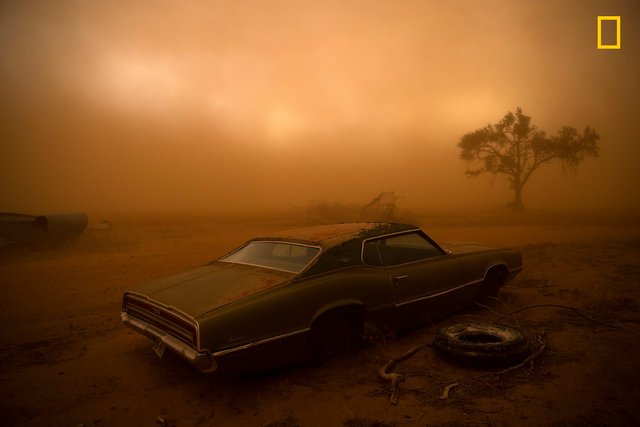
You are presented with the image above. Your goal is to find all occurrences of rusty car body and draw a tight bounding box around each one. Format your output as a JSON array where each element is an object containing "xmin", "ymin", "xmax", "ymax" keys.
[{"xmin": 121, "ymin": 222, "xmax": 523, "ymax": 373}]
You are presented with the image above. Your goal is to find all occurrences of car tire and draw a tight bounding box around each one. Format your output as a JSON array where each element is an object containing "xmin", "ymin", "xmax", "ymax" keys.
[
  {"xmin": 434, "ymin": 322, "xmax": 530, "ymax": 367},
  {"xmin": 308, "ymin": 310, "xmax": 362, "ymax": 364}
]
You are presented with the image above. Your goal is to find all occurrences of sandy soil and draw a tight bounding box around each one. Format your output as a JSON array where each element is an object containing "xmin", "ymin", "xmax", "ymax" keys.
[{"xmin": 1, "ymin": 216, "xmax": 639, "ymax": 426}]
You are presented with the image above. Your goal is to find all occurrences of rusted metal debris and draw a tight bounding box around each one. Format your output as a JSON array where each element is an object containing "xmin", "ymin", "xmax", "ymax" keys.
[
  {"xmin": 0, "ymin": 212, "xmax": 88, "ymax": 248},
  {"xmin": 360, "ymin": 191, "xmax": 400, "ymax": 221}
]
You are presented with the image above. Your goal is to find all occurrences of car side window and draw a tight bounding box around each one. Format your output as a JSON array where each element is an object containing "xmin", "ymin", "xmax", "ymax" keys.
[
  {"xmin": 363, "ymin": 232, "xmax": 443, "ymax": 266},
  {"xmin": 363, "ymin": 240, "xmax": 383, "ymax": 266}
]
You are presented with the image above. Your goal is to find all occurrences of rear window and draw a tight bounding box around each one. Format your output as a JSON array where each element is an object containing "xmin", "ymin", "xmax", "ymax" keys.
[{"xmin": 220, "ymin": 241, "xmax": 321, "ymax": 273}]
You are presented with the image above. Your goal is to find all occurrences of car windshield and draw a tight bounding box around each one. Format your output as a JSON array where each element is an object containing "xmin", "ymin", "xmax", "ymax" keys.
[{"xmin": 219, "ymin": 241, "xmax": 321, "ymax": 273}]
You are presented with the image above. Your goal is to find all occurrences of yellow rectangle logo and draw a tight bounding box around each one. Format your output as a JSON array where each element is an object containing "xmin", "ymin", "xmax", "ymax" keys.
[{"xmin": 597, "ymin": 16, "xmax": 621, "ymax": 49}]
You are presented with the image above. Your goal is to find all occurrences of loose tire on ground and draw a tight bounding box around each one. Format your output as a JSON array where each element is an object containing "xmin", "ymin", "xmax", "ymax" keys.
[{"xmin": 434, "ymin": 322, "xmax": 530, "ymax": 367}]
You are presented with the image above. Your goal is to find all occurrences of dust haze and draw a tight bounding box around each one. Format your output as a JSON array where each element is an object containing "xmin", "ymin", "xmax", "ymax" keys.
[
  {"xmin": 3, "ymin": 3, "xmax": 640, "ymax": 425},
  {"xmin": 1, "ymin": 0, "xmax": 639, "ymax": 218}
]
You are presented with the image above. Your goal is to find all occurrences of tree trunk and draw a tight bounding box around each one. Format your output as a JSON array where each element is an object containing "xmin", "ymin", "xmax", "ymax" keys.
[{"xmin": 509, "ymin": 184, "xmax": 525, "ymax": 211}]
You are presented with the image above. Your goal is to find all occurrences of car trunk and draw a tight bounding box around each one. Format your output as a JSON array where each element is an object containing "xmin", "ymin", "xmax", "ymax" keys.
[{"xmin": 129, "ymin": 261, "xmax": 294, "ymax": 318}]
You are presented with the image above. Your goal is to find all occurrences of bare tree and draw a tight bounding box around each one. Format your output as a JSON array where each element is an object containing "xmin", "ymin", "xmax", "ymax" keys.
[{"xmin": 458, "ymin": 108, "xmax": 600, "ymax": 210}]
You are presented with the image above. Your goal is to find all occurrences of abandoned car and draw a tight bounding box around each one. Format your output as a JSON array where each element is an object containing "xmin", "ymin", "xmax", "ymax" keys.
[{"xmin": 121, "ymin": 222, "xmax": 523, "ymax": 373}]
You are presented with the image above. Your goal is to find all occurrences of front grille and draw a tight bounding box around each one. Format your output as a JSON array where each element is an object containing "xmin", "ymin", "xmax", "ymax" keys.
[{"xmin": 123, "ymin": 294, "xmax": 198, "ymax": 347}]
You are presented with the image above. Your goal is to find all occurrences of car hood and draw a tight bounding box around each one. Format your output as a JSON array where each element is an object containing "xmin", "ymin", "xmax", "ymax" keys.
[{"xmin": 128, "ymin": 261, "xmax": 294, "ymax": 318}]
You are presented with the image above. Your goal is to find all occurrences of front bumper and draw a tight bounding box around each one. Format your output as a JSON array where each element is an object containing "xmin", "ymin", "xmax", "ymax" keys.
[{"xmin": 121, "ymin": 312, "xmax": 217, "ymax": 373}]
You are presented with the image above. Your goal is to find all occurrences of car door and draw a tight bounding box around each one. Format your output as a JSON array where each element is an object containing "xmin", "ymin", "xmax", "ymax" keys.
[{"xmin": 362, "ymin": 231, "xmax": 464, "ymax": 329}]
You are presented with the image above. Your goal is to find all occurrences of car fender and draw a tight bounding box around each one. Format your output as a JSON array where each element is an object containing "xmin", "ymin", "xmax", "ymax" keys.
[
  {"xmin": 482, "ymin": 262, "xmax": 509, "ymax": 279},
  {"xmin": 310, "ymin": 299, "xmax": 365, "ymax": 326}
]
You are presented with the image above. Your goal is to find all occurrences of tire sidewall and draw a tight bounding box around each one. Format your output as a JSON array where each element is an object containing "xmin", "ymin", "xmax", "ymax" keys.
[{"xmin": 434, "ymin": 322, "xmax": 530, "ymax": 366}]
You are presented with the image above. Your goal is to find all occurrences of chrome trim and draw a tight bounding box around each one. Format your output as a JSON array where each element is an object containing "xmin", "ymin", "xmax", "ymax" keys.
[
  {"xmin": 483, "ymin": 263, "xmax": 505, "ymax": 277},
  {"xmin": 483, "ymin": 264, "xmax": 523, "ymax": 279},
  {"xmin": 219, "ymin": 241, "xmax": 322, "ymax": 274},
  {"xmin": 395, "ymin": 278, "xmax": 484, "ymax": 307},
  {"xmin": 394, "ymin": 264, "xmax": 523, "ymax": 308},
  {"xmin": 121, "ymin": 312, "xmax": 217, "ymax": 373},
  {"xmin": 124, "ymin": 292, "xmax": 202, "ymax": 351},
  {"xmin": 360, "ymin": 228, "xmax": 420, "ymax": 265},
  {"xmin": 218, "ymin": 261, "xmax": 301, "ymax": 274},
  {"xmin": 213, "ymin": 327, "xmax": 311, "ymax": 357},
  {"xmin": 360, "ymin": 228, "xmax": 448, "ymax": 266}
]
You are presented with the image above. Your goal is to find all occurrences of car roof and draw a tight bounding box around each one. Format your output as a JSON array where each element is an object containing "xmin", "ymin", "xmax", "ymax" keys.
[
  {"xmin": 252, "ymin": 222, "xmax": 419, "ymax": 249},
  {"xmin": 241, "ymin": 222, "xmax": 423, "ymax": 278}
]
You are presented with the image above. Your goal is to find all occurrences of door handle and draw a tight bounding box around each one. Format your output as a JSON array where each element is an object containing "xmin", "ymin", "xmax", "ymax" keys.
[{"xmin": 391, "ymin": 275, "xmax": 408, "ymax": 284}]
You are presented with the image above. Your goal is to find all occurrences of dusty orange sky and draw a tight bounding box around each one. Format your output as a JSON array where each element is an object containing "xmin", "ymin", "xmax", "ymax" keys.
[{"xmin": 1, "ymin": 0, "xmax": 638, "ymax": 216}]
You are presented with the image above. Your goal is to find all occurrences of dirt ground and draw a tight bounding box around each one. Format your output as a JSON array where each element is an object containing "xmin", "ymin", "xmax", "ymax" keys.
[{"xmin": 1, "ymin": 215, "xmax": 639, "ymax": 426}]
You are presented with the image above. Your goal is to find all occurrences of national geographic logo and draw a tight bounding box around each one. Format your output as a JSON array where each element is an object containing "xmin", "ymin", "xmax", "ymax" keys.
[{"xmin": 597, "ymin": 16, "xmax": 621, "ymax": 49}]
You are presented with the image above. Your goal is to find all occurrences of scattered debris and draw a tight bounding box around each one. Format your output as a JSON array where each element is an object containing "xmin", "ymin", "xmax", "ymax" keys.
[
  {"xmin": 360, "ymin": 191, "xmax": 400, "ymax": 221},
  {"xmin": 0, "ymin": 212, "xmax": 88, "ymax": 248},
  {"xmin": 156, "ymin": 416, "xmax": 176, "ymax": 427},
  {"xmin": 92, "ymin": 220, "xmax": 112, "ymax": 230},
  {"xmin": 378, "ymin": 343, "xmax": 426, "ymax": 405},
  {"xmin": 376, "ymin": 300, "xmax": 619, "ymax": 407},
  {"xmin": 439, "ymin": 382, "xmax": 458, "ymax": 400}
]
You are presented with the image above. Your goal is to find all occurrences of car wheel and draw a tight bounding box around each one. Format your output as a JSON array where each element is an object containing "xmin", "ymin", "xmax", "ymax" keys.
[
  {"xmin": 483, "ymin": 268, "xmax": 507, "ymax": 298},
  {"xmin": 434, "ymin": 322, "xmax": 530, "ymax": 367},
  {"xmin": 308, "ymin": 310, "xmax": 362, "ymax": 364}
]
